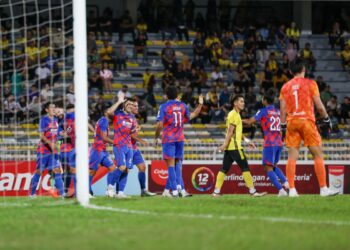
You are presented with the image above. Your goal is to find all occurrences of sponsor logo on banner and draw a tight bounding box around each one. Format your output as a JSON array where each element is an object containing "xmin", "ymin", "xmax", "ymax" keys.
[
  {"xmin": 191, "ymin": 167, "xmax": 215, "ymax": 192},
  {"xmin": 150, "ymin": 160, "xmax": 168, "ymax": 186},
  {"xmin": 328, "ymin": 166, "xmax": 345, "ymax": 194}
]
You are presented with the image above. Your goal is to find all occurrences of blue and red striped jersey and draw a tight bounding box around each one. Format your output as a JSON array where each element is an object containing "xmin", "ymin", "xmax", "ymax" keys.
[
  {"xmin": 113, "ymin": 110, "xmax": 137, "ymax": 148},
  {"xmin": 37, "ymin": 115, "xmax": 59, "ymax": 154},
  {"xmin": 92, "ymin": 116, "xmax": 109, "ymax": 151},
  {"xmin": 60, "ymin": 112, "xmax": 75, "ymax": 152},
  {"xmin": 254, "ymin": 105, "xmax": 283, "ymax": 147},
  {"xmin": 156, "ymin": 100, "xmax": 190, "ymax": 143}
]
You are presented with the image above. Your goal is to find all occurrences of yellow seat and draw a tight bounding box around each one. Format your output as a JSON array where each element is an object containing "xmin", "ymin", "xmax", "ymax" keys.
[
  {"xmin": 21, "ymin": 124, "xmax": 37, "ymax": 129},
  {"xmin": 135, "ymin": 83, "xmax": 143, "ymax": 89},
  {"xmin": 112, "ymin": 83, "xmax": 123, "ymax": 89},
  {"xmin": 0, "ymin": 131, "xmax": 13, "ymax": 136},
  {"xmin": 127, "ymin": 62, "xmax": 139, "ymax": 67},
  {"xmin": 155, "ymin": 95, "xmax": 163, "ymax": 101},
  {"xmin": 201, "ymin": 138, "xmax": 214, "ymax": 143},
  {"xmin": 192, "ymin": 124, "xmax": 205, "ymax": 129}
]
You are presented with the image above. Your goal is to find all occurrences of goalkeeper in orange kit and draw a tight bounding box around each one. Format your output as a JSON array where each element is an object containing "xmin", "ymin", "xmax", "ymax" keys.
[{"xmin": 279, "ymin": 59, "xmax": 339, "ymax": 197}]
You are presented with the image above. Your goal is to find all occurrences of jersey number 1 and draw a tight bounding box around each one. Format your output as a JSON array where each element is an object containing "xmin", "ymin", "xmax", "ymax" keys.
[{"xmin": 293, "ymin": 90, "xmax": 299, "ymax": 110}]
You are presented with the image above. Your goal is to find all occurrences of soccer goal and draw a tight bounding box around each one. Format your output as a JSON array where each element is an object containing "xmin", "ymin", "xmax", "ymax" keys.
[{"xmin": 0, "ymin": 0, "xmax": 89, "ymax": 206}]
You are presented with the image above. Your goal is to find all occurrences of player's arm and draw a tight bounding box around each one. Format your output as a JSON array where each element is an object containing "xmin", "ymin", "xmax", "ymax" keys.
[
  {"xmin": 313, "ymin": 95, "xmax": 332, "ymax": 129},
  {"xmin": 106, "ymin": 94, "xmax": 125, "ymax": 117},
  {"xmin": 218, "ymin": 124, "xmax": 235, "ymax": 152},
  {"xmin": 189, "ymin": 94, "xmax": 204, "ymax": 120},
  {"xmin": 242, "ymin": 135, "xmax": 256, "ymax": 149},
  {"xmin": 101, "ymin": 131, "xmax": 114, "ymax": 145},
  {"xmin": 40, "ymin": 132, "xmax": 56, "ymax": 151},
  {"xmin": 131, "ymin": 133, "xmax": 148, "ymax": 146},
  {"xmin": 154, "ymin": 121, "xmax": 163, "ymax": 147},
  {"xmin": 280, "ymin": 99, "xmax": 287, "ymax": 124},
  {"xmin": 242, "ymin": 117, "xmax": 256, "ymax": 126}
]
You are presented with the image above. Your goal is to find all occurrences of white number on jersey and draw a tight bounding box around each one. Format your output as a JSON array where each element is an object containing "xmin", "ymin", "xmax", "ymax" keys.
[{"xmin": 270, "ymin": 116, "xmax": 281, "ymax": 131}]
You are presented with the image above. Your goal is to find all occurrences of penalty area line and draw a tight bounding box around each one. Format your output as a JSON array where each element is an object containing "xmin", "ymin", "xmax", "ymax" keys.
[{"xmin": 86, "ymin": 204, "xmax": 350, "ymax": 227}]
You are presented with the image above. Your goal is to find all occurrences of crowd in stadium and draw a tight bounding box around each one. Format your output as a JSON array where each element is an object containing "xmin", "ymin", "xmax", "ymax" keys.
[{"xmin": 1, "ymin": 1, "xmax": 350, "ymax": 133}]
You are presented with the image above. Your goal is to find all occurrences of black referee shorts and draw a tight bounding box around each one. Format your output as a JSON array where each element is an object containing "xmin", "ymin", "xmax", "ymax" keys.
[{"xmin": 221, "ymin": 149, "xmax": 249, "ymax": 174}]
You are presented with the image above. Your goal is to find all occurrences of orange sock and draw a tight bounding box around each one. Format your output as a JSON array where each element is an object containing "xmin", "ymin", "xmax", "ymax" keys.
[
  {"xmin": 314, "ymin": 157, "xmax": 327, "ymax": 188},
  {"xmin": 286, "ymin": 159, "xmax": 296, "ymax": 188}
]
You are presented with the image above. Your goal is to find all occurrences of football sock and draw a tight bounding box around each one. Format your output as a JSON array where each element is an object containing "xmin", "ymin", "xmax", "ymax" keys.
[
  {"xmin": 286, "ymin": 159, "xmax": 296, "ymax": 188},
  {"xmin": 175, "ymin": 161, "xmax": 184, "ymax": 189},
  {"xmin": 30, "ymin": 173, "xmax": 40, "ymax": 195},
  {"xmin": 71, "ymin": 174, "xmax": 76, "ymax": 195},
  {"xmin": 242, "ymin": 171, "xmax": 254, "ymax": 189},
  {"xmin": 267, "ymin": 170, "xmax": 282, "ymax": 190},
  {"xmin": 54, "ymin": 173, "xmax": 64, "ymax": 195},
  {"xmin": 214, "ymin": 171, "xmax": 226, "ymax": 193},
  {"xmin": 138, "ymin": 171, "xmax": 146, "ymax": 191},
  {"xmin": 119, "ymin": 172, "xmax": 128, "ymax": 192},
  {"xmin": 113, "ymin": 168, "xmax": 123, "ymax": 186},
  {"xmin": 273, "ymin": 166, "xmax": 287, "ymax": 183},
  {"xmin": 165, "ymin": 177, "xmax": 171, "ymax": 190},
  {"xmin": 107, "ymin": 171, "xmax": 114, "ymax": 186},
  {"xmin": 89, "ymin": 174, "xmax": 93, "ymax": 194},
  {"xmin": 168, "ymin": 166, "xmax": 177, "ymax": 194},
  {"xmin": 63, "ymin": 172, "xmax": 70, "ymax": 193},
  {"xmin": 314, "ymin": 157, "xmax": 327, "ymax": 188}
]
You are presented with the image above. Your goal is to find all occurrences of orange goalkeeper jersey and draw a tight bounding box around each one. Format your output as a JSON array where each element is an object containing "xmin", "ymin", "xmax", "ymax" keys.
[{"xmin": 279, "ymin": 76, "xmax": 319, "ymax": 122}]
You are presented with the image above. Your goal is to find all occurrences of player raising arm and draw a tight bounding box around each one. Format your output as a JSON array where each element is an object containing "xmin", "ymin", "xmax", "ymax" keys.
[
  {"xmin": 279, "ymin": 59, "xmax": 338, "ymax": 197},
  {"xmin": 154, "ymin": 86, "xmax": 203, "ymax": 197},
  {"xmin": 243, "ymin": 89, "xmax": 289, "ymax": 196}
]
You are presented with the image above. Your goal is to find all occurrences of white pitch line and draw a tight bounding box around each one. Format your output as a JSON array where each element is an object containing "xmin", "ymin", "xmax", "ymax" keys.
[
  {"xmin": 86, "ymin": 204, "xmax": 350, "ymax": 227},
  {"xmin": 0, "ymin": 200, "xmax": 75, "ymax": 208}
]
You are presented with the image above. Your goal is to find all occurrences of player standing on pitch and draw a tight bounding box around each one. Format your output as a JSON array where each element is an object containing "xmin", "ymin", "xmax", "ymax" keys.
[
  {"xmin": 154, "ymin": 86, "xmax": 203, "ymax": 197},
  {"xmin": 243, "ymin": 89, "xmax": 289, "ymax": 196},
  {"xmin": 213, "ymin": 95, "xmax": 267, "ymax": 197},
  {"xmin": 279, "ymin": 59, "xmax": 339, "ymax": 197},
  {"xmin": 29, "ymin": 102, "xmax": 64, "ymax": 198}
]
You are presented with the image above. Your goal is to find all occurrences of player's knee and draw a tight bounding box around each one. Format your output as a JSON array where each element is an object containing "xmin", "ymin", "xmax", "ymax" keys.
[
  {"xmin": 109, "ymin": 165, "xmax": 116, "ymax": 172},
  {"xmin": 89, "ymin": 169, "xmax": 96, "ymax": 176},
  {"xmin": 119, "ymin": 165, "xmax": 126, "ymax": 171},
  {"xmin": 137, "ymin": 164, "xmax": 146, "ymax": 172},
  {"xmin": 264, "ymin": 165, "xmax": 274, "ymax": 172},
  {"xmin": 70, "ymin": 168, "xmax": 76, "ymax": 174},
  {"xmin": 53, "ymin": 168, "xmax": 61, "ymax": 174},
  {"xmin": 35, "ymin": 170, "xmax": 41, "ymax": 175}
]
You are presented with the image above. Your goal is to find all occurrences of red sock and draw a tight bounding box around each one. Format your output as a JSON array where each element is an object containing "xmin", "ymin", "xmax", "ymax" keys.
[
  {"xmin": 314, "ymin": 157, "xmax": 327, "ymax": 188},
  {"xmin": 286, "ymin": 159, "xmax": 296, "ymax": 188}
]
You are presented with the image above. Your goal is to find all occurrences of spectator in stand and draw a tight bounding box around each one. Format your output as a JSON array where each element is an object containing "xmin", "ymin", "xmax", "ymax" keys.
[
  {"xmin": 181, "ymin": 55, "xmax": 192, "ymax": 72},
  {"xmin": 281, "ymin": 53, "xmax": 292, "ymax": 78},
  {"xmin": 327, "ymin": 95, "xmax": 340, "ymax": 114},
  {"xmin": 66, "ymin": 84, "xmax": 75, "ymax": 105},
  {"xmin": 143, "ymin": 68, "xmax": 153, "ymax": 91},
  {"xmin": 219, "ymin": 86, "xmax": 230, "ymax": 106},
  {"xmin": 18, "ymin": 96, "xmax": 28, "ymax": 118},
  {"xmin": 339, "ymin": 44, "xmax": 350, "ymax": 71},
  {"xmin": 299, "ymin": 42, "xmax": 316, "ymax": 73},
  {"xmin": 245, "ymin": 86, "xmax": 257, "ymax": 113},
  {"xmin": 87, "ymin": 10, "xmax": 98, "ymax": 33},
  {"xmin": 90, "ymin": 95, "xmax": 109, "ymax": 122},
  {"xmin": 256, "ymin": 35, "xmax": 269, "ymax": 67},
  {"xmin": 329, "ymin": 21, "xmax": 345, "ymax": 50},
  {"xmin": 209, "ymin": 94, "xmax": 225, "ymax": 123},
  {"xmin": 118, "ymin": 85, "xmax": 132, "ymax": 99},
  {"xmin": 176, "ymin": 12, "xmax": 189, "ymax": 41},
  {"xmin": 211, "ymin": 66, "xmax": 224, "ymax": 87},
  {"xmin": 161, "ymin": 41, "xmax": 177, "ymax": 74},
  {"xmin": 198, "ymin": 68, "xmax": 208, "ymax": 89},
  {"xmin": 265, "ymin": 52, "xmax": 279, "ymax": 76},
  {"xmin": 134, "ymin": 95, "xmax": 148, "ymax": 123},
  {"xmin": 29, "ymin": 84, "xmax": 39, "ymax": 102},
  {"xmin": 99, "ymin": 62, "xmax": 114, "ymax": 93},
  {"xmin": 286, "ymin": 21, "xmax": 300, "ymax": 50},
  {"xmin": 193, "ymin": 32, "xmax": 205, "ymax": 58},
  {"xmin": 316, "ymin": 75, "xmax": 327, "ymax": 92},
  {"xmin": 3, "ymin": 94, "xmax": 23, "ymax": 123},
  {"xmin": 272, "ymin": 68, "xmax": 289, "ymax": 91},
  {"xmin": 143, "ymin": 75, "xmax": 157, "ymax": 112},
  {"xmin": 135, "ymin": 16, "xmax": 148, "ymax": 36},
  {"xmin": 275, "ymin": 24, "xmax": 287, "ymax": 53},
  {"xmin": 192, "ymin": 55, "xmax": 205, "ymax": 70},
  {"xmin": 205, "ymin": 32, "xmax": 220, "ymax": 62},
  {"xmin": 87, "ymin": 31, "xmax": 97, "ymax": 51},
  {"xmin": 99, "ymin": 40, "xmax": 115, "ymax": 66},
  {"xmin": 221, "ymin": 31, "xmax": 236, "ymax": 62},
  {"xmin": 320, "ymin": 85, "xmax": 332, "ymax": 105},
  {"xmin": 35, "ymin": 61, "xmax": 51, "ymax": 86},
  {"xmin": 115, "ymin": 45, "xmax": 128, "ymax": 75},
  {"xmin": 211, "ymin": 42, "xmax": 235, "ymax": 69},
  {"xmin": 162, "ymin": 69, "xmax": 175, "ymax": 91},
  {"xmin": 286, "ymin": 42, "xmax": 297, "ymax": 62},
  {"xmin": 27, "ymin": 96, "xmax": 41, "ymax": 121},
  {"xmin": 40, "ymin": 83, "xmax": 54, "ymax": 102},
  {"xmin": 205, "ymin": 86, "xmax": 219, "ymax": 103},
  {"xmin": 99, "ymin": 7, "xmax": 114, "ymax": 36},
  {"xmin": 175, "ymin": 63, "xmax": 188, "ymax": 88},
  {"xmin": 44, "ymin": 49, "xmax": 60, "ymax": 84},
  {"xmin": 189, "ymin": 68, "xmax": 201, "ymax": 94},
  {"xmin": 118, "ymin": 10, "xmax": 134, "ymax": 42},
  {"xmin": 88, "ymin": 62, "xmax": 103, "ymax": 94},
  {"xmin": 340, "ymin": 96, "xmax": 350, "ymax": 124},
  {"xmin": 198, "ymin": 99, "xmax": 211, "ymax": 124},
  {"xmin": 11, "ymin": 62, "xmax": 24, "ymax": 98}
]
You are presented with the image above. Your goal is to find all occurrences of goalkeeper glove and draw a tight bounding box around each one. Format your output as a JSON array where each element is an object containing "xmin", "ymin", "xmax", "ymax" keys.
[
  {"xmin": 322, "ymin": 117, "xmax": 332, "ymax": 131},
  {"xmin": 281, "ymin": 122, "xmax": 287, "ymax": 141}
]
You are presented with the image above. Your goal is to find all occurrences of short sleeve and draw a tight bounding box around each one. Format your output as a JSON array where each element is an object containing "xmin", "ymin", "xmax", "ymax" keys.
[
  {"xmin": 99, "ymin": 118, "xmax": 108, "ymax": 132},
  {"xmin": 156, "ymin": 104, "xmax": 164, "ymax": 122},
  {"xmin": 254, "ymin": 109, "xmax": 264, "ymax": 122},
  {"xmin": 184, "ymin": 103, "xmax": 190, "ymax": 123},
  {"xmin": 227, "ymin": 112, "xmax": 238, "ymax": 126},
  {"xmin": 39, "ymin": 117, "xmax": 48, "ymax": 133},
  {"xmin": 279, "ymin": 89, "xmax": 285, "ymax": 101},
  {"xmin": 310, "ymin": 81, "xmax": 320, "ymax": 97}
]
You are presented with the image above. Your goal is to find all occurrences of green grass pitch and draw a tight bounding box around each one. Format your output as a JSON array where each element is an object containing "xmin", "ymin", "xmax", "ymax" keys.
[{"xmin": 0, "ymin": 195, "xmax": 349, "ymax": 250}]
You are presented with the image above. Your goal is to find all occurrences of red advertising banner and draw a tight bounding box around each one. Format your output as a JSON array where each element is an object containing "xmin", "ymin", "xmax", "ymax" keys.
[{"xmin": 149, "ymin": 161, "xmax": 350, "ymax": 194}]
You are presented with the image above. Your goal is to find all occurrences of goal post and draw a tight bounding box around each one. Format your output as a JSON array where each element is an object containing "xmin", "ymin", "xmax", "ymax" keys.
[{"xmin": 73, "ymin": 0, "xmax": 89, "ymax": 206}]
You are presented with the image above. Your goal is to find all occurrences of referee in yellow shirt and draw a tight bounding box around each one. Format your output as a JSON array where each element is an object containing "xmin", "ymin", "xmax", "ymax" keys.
[{"xmin": 213, "ymin": 94, "xmax": 267, "ymax": 197}]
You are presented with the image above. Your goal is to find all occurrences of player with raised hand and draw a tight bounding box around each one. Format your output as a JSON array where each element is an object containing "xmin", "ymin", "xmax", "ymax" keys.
[
  {"xmin": 154, "ymin": 86, "xmax": 203, "ymax": 197},
  {"xmin": 279, "ymin": 59, "xmax": 339, "ymax": 197},
  {"xmin": 129, "ymin": 100, "xmax": 156, "ymax": 197},
  {"xmin": 29, "ymin": 102, "xmax": 64, "ymax": 198},
  {"xmin": 213, "ymin": 95, "xmax": 267, "ymax": 197},
  {"xmin": 106, "ymin": 94, "xmax": 137, "ymax": 198},
  {"xmin": 243, "ymin": 89, "xmax": 289, "ymax": 197}
]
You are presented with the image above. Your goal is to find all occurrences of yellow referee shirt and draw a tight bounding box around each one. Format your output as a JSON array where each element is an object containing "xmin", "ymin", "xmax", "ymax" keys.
[{"xmin": 226, "ymin": 110, "xmax": 243, "ymax": 150}]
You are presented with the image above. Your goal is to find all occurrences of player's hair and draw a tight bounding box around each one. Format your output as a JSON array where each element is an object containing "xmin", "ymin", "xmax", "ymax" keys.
[
  {"xmin": 123, "ymin": 97, "xmax": 134, "ymax": 110},
  {"xmin": 230, "ymin": 94, "xmax": 244, "ymax": 106},
  {"xmin": 165, "ymin": 85, "xmax": 178, "ymax": 100},
  {"xmin": 43, "ymin": 102, "xmax": 55, "ymax": 110},
  {"xmin": 289, "ymin": 58, "xmax": 305, "ymax": 75},
  {"xmin": 66, "ymin": 104, "xmax": 75, "ymax": 110},
  {"xmin": 263, "ymin": 89, "xmax": 275, "ymax": 104}
]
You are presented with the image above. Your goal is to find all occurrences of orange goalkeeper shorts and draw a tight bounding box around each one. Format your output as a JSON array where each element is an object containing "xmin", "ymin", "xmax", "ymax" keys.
[{"xmin": 286, "ymin": 119, "xmax": 322, "ymax": 148}]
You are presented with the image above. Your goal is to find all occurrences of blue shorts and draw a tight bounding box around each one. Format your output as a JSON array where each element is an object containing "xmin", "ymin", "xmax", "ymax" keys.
[
  {"xmin": 262, "ymin": 146, "xmax": 282, "ymax": 166},
  {"xmin": 60, "ymin": 150, "xmax": 76, "ymax": 168},
  {"xmin": 113, "ymin": 145, "xmax": 133, "ymax": 169},
  {"xmin": 133, "ymin": 149, "xmax": 145, "ymax": 166},
  {"xmin": 89, "ymin": 148, "xmax": 114, "ymax": 171},
  {"xmin": 36, "ymin": 153, "xmax": 61, "ymax": 171},
  {"xmin": 162, "ymin": 141, "xmax": 184, "ymax": 160}
]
